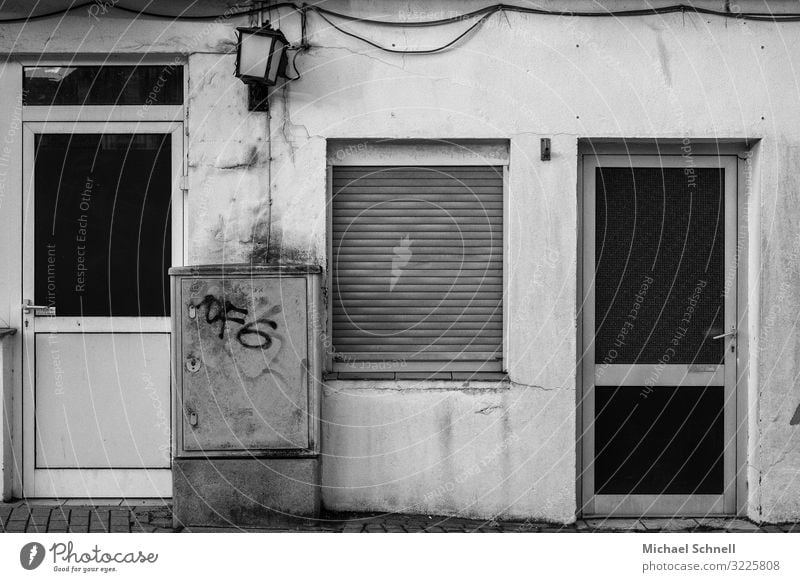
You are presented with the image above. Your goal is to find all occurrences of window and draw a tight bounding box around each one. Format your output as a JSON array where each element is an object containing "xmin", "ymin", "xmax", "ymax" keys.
[
  {"xmin": 23, "ymin": 65, "xmax": 183, "ymax": 106},
  {"xmin": 33, "ymin": 133, "xmax": 173, "ymax": 317},
  {"xmin": 330, "ymin": 162, "xmax": 504, "ymax": 379}
]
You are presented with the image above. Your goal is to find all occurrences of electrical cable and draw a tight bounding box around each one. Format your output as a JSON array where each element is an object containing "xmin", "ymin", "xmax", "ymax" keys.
[
  {"xmin": 312, "ymin": 7, "xmax": 492, "ymax": 54},
  {"xmin": 0, "ymin": 1, "xmax": 300, "ymax": 23},
  {"xmin": 311, "ymin": 3, "xmax": 800, "ymax": 25},
  {"xmin": 113, "ymin": 1, "xmax": 300, "ymax": 20},
  {"xmin": 0, "ymin": 1, "xmax": 95, "ymax": 23},
  {"xmin": 285, "ymin": 46, "xmax": 302, "ymax": 79},
  {"xmin": 5, "ymin": 2, "xmax": 800, "ymax": 25}
]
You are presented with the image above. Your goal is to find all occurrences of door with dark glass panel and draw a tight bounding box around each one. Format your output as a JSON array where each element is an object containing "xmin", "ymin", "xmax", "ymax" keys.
[
  {"xmin": 581, "ymin": 155, "xmax": 737, "ymax": 516},
  {"xmin": 22, "ymin": 123, "xmax": 182, "ymax": 497}
]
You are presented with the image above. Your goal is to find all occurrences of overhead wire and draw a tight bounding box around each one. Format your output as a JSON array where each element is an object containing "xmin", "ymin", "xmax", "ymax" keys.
[
  {"xmin": 4, "ymin": 2, "xmax": 800, "ymax": 25},
  {"xmin": 3, "ymin": 2, "xmax": 800, "ymax": 58},
  {"xmin": 311, "ymin": 6, "xmax": 493, "ymax": 54}
]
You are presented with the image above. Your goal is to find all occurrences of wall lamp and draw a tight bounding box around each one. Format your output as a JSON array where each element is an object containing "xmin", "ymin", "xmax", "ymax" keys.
[{"xmin": 235, "ymin": 24, "xmax": 289, "ymax": 111}]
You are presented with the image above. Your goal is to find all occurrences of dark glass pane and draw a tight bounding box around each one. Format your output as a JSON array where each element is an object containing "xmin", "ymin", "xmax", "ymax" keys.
[
  {"xmin": 595, "ymin": 386, "xmax": 724, "ymax": 495},
  {"xmin": 595, "ymin": 167, "xmax": 724, "ymax": 365},
  {"xmin": 34, "ymin": 134, "xmax": 172, "ymax": 316},
  {"xmin": 23, "ymin": 66, "xmax": 183, "ymax": 106}
]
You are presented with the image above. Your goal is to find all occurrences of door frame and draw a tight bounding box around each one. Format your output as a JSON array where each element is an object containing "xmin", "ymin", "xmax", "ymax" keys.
[
  {"xmin": 20, "ymin": 120, "xmax": 184, "ymax": 497},
  {"xmin": 576, "ymin": 140, "xmax": 751, "ymax": 518}
]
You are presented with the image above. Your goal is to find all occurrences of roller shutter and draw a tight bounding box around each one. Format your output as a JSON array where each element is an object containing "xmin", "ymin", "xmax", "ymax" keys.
[{"xmin": 331, "ymin": 165, "xmax": 503, "ymax": 373}]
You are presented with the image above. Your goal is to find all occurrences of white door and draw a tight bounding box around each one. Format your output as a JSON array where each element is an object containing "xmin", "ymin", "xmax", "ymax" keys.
[
  {"xmin": 22, "ymin": 122, "xmax": 182, "ymax": 497},
  {"xmin": 581, "ymin": 154, "xmax": 738, "ymax": 517}
]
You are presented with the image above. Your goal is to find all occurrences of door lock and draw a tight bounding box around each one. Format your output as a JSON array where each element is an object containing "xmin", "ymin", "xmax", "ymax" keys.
[
  {"xmin": 186, "ymin": 356, "xmax": 201, "ymax": 373},
  {"xmin": 22, "ymin": 300, "xmax": 55, "ymax": 315}
]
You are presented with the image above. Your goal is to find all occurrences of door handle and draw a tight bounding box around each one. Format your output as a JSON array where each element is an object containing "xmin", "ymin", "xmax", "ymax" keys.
[
  {"xmin": 22, "ymin": 300, "xmax": 55, "ymax": 315},
  {"xmin": 712, "ymin": 326, "xmax": 737, "ymax": 340}
]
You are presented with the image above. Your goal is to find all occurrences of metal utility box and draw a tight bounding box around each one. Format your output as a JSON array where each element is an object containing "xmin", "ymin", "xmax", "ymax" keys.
[{"xmin": 169, "ymin": 264, "xmax": 322, "ymax": 527}]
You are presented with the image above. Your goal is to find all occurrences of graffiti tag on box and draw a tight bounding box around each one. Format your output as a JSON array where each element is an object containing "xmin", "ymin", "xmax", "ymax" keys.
[{"xmin": 190, "ymin": 294, "xmax": 280, "ymax": 349}]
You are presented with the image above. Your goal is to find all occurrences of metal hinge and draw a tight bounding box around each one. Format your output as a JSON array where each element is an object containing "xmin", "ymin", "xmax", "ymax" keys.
[{"xmin": 180, "ymin": 175, "xmax": 188, "ymax": 192}]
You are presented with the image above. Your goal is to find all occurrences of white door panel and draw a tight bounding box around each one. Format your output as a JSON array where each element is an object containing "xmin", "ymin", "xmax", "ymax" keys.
[
  {"xmin": 35, "ymin": 333, "xmax": 170, "ymax": 469},
  {"xmin": 22, "ymin": 121, "xmax": 182, "ymax": 498}
]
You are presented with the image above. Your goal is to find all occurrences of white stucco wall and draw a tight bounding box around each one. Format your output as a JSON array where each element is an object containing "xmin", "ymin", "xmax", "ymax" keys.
[{"xmin": 1, "ymin": 0, "xmax": 799, "ymax": 521}]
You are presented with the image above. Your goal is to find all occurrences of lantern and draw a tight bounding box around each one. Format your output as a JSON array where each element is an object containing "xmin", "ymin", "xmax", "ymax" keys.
[{"xmin": 235, "ymin": 25, "xmax": 288, "ymax": 86}]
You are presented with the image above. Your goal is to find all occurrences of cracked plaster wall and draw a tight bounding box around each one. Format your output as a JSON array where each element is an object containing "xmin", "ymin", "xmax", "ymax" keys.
[{"xmin": 1, "ymin": 0, "xmax": 799, "ymax": 521}]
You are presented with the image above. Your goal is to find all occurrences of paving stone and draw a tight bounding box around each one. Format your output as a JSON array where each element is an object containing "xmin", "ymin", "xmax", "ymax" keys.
[
  {"xmin": 27, "ymin": 499, "xmax": 65, "ymax": 506},
  {"xmin": 642, "ymin": 519, "xmax": 697, "ymax": 531},
  {"xmin": 51, "ymin": 508, "xmax": 71, "ymax": 522},
  {"xmin": 122, "ymin": 499, "xmax": 169, "ymax": 507},
  {"xmin": 75, "ymin": 499, "xmax": 122, "ymax": 507},
  {"xmin": 692, "ymin": 518, "xmax": 723, "ymax": 530},
  {"xmin": 68, "ymin": 524, "xmax": 89, "ymax": 533},
  {"xmin": 725, "ymin": 519, "xmax": 761, "ymax": 532},
  {"xmin": 5, "ymin": 521, "xmax": 27, "ymax": 532},
  {"xmin": 69, "ymin": 515, "xmax": 90, "ymax": 525},
  {"xmin": 29, "ymin": 506, "xmax": 53, "ymax": 515},
  {"xmin": 504, "ymin": 522, "xmax": 541, "ymax": 532},
  {"xmin": 586, "ymin": 518, "xmax": 647, "ymax": 532},
  {"xmin": 10, "ymin": 507, "xmax": 31, "ymax": 520}
]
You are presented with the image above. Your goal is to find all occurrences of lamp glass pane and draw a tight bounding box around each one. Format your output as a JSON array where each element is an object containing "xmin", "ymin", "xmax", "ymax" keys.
[
  {"xmin": 239, "ymin": 32, "xmax": 271, "ymax": 79},
  {"xmin": 266, "ymin": 39, "xmax": 287, "ymax": 84}
]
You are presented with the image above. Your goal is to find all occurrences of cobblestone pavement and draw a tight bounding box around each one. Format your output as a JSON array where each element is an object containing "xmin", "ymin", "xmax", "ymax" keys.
[{"xmin": 1, "ymin": 501, "xmax": 798, "ymax": 533}]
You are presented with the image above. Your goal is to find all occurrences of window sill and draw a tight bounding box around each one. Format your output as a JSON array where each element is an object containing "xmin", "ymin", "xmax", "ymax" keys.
[
  {"xmin": 323, "ymin": 372, "xmax": 511, "ymax": 392},
  {"xmin": 324, "ymin": 371, "xmax": 508, "ymax": 382}
]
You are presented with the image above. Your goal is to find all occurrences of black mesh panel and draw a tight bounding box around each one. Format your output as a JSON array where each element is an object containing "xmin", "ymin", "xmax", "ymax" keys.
[
  {"xmin": 595, "ymin": 385, "xmax": 724, "ymax": 495},
  {"xmin": 594, "ymin": 167, "xmax": 724, "ymax": 365}
]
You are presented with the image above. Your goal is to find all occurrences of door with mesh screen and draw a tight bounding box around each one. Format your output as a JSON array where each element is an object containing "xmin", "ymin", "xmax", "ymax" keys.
[{"xmin": 581, "ymin": 154, "xmax": 738, "ymax": 517}]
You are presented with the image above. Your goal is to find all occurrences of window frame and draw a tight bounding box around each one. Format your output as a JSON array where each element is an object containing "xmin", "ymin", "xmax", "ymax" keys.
[
  {"xmin": 325, "ymin": 140, "xmax": 509, "ymax": 378},
  {"xmin": 19, "ymin": 55, "xmax": 186, "ymax": 124}
]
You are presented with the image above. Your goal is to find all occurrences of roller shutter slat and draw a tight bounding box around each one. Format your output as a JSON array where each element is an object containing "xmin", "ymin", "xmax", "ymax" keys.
[
  {"xmin": 334, "ymin": 277, "xmax": 501, "ymax": 286},
  {"xmin": 332, "ymin": 165, "xmax": 503, "ymax": 368},
  {"xmin": 333, "ymin": 235, "xmax": 498, "ymax": 242},
  {"xmin": 333, "ymin": 315, "xmax": 499, "ymax": 322},
  {"xmin": 334, "ymin": 322, "xmax": 502, "ymax": 331},
  {"xmin": 335, "ymin": 291, "xmax": 500, "ymax": 299}
]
